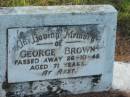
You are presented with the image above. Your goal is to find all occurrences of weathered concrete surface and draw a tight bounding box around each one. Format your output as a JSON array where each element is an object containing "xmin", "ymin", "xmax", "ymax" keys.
[
  {"xmin": 0, "ymin": 83, "xmax": 6, "ymax": 97},
  {"xmin": 1, "ymin": 61, "xmax": 130, "ymax": 97},
  {"xmin": 113, "ymin": 62, "xmax": 130, "ymax": 92},
  {"xmin": 0, "ymin": 5, "xmax": 117, "ymax": 97}
]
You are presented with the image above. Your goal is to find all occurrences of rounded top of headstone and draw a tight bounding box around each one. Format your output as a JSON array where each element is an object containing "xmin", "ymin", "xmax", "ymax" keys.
[{"xmin": 0, "ymin": 5, "xmax": 117, "ymax": 15}]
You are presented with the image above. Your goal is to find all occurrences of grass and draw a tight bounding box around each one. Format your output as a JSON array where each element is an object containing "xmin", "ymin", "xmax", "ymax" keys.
[{"xmin": 0, "ymin": 0, "xmax": 130, "ymax": 36}]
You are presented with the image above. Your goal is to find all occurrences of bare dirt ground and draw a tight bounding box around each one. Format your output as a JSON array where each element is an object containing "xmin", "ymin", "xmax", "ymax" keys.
[
  {"xmin": 62, "ymin": 91, "xmax": 130, "ymax": 97},
  {"xmin": 115, "ymin": 32, "xmax": 130, "ymax": 62}
]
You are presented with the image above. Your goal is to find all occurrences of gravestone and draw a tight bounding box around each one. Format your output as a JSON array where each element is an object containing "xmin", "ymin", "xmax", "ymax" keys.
[{"xmin": 0, "ymin": 5, "xmax": 117, "ymax": 97}]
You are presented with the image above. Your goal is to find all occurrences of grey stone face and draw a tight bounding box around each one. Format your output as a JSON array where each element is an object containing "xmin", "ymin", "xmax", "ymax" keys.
[{"xmin": 0, "ymin": 5, "xmax": 117, "ymax": 97}]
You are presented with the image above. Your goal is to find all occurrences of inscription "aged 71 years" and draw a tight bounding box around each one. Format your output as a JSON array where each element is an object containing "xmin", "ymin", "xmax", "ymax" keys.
[{"xmin": 8, "ymin": 25, "xmax": 104, "ymax": 82}]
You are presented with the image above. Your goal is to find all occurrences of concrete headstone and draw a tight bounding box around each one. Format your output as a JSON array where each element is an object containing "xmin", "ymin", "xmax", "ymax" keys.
[{"xmin": 0, "ymin": 5, "xmax": 117, "ymax": 96}]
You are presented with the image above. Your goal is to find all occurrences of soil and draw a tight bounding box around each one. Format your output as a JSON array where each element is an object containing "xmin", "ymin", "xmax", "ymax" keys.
[
  {"xmin": 62, "ymin": 91, "xmax": 130, "ymax": 97},
  {"xmin": 115, "ymin": 32, "xmax": 130, "ymax": 62}
]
